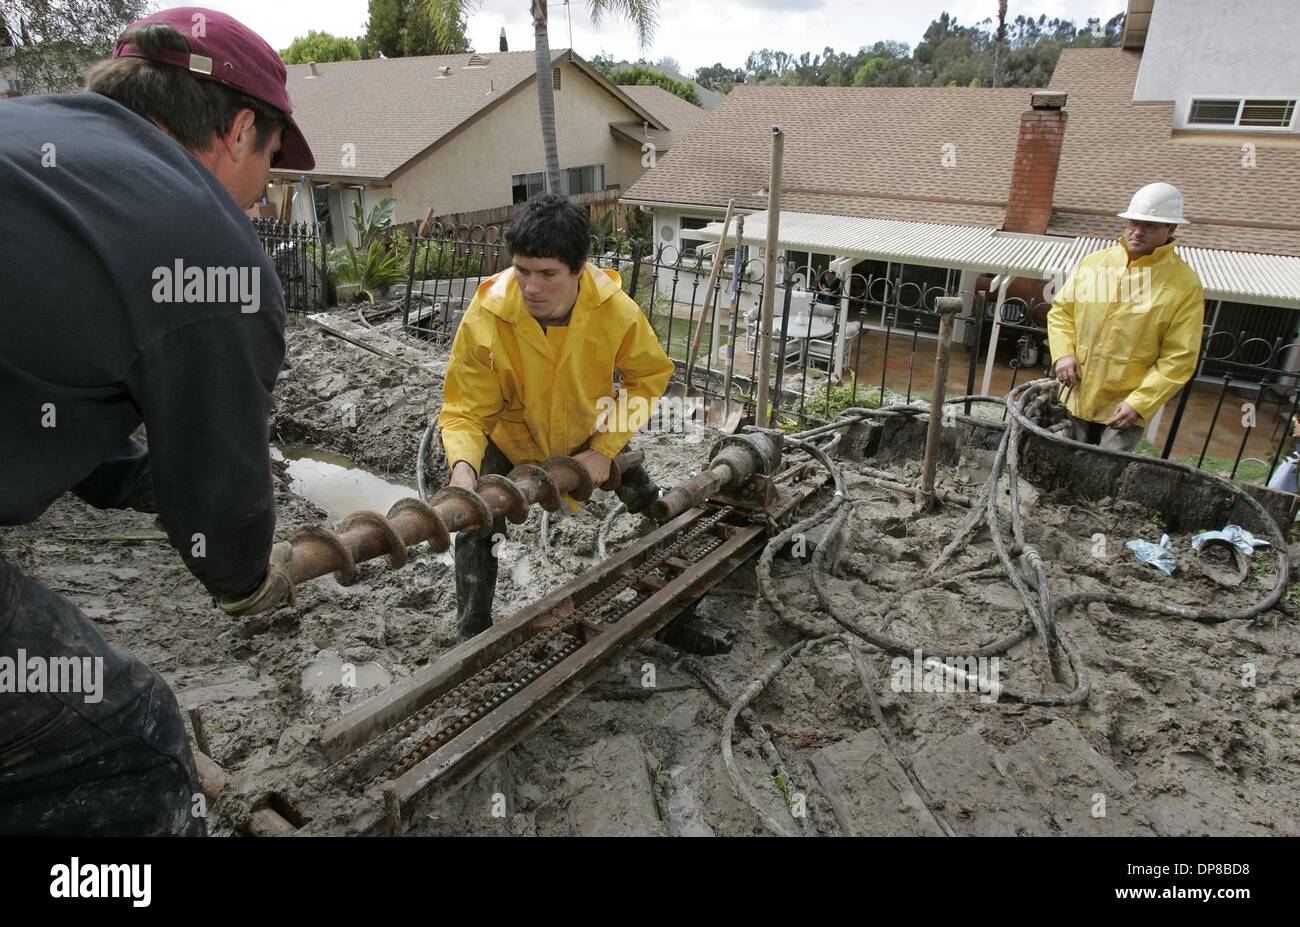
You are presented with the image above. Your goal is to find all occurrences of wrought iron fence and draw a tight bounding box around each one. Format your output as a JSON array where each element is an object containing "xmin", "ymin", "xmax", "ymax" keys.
[
  {"xmin": 593, "ymin": 238, "xmax": 986, "ymax": 429},
  {"xmin": 251, "ymin": 218, "xmax": 327, "ymax": 312},
  {"xmin": 384, "ymin": 224, "xmax": 1300, "ymax": 489},
  {"xmin": 400, "ymin": 222, "xmax": 510, "ymax": 346},
  {"xmin": 973, "ymin": 293, "xmax": 1300, "ymax": 485}
]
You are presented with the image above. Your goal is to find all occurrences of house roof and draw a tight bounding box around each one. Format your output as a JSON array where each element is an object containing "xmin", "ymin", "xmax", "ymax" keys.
[
  {"xmin": 270, "ymin": 49, "xmax": 664, "ymax": 183},
  {"xmin": 626, "ymin": 48, "xmax": 1300, "ymax": 258},
  {"xmin": 621, "ymin": 83, "xmax": 1035, "ymax": 226},
  {"xmin": 1046, "ymin": 47, "xmax": 1300, "ymax": 256},
  {"xmin": 616, "ymin": 85, "xmax": 707, "ymax": 132},
  {"xmin": 610, "ymin": 85, "xmax": 706, "ymax": 151}
]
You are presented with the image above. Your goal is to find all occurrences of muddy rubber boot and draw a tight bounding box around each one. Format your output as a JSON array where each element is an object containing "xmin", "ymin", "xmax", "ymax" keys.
[
  {"xmin": 452, "ymin": 441, "xmax": 514, "ymax": 639},
  {"xmin": 615, "ymin": 465, "xmax": 661, "ymax": 515},
  {"xmin": 656, "ymin": 603, "xmax": 735, "ymax": 655},
  {"xmin": 454, "ymin": 525, "xmax": 500, "ymax": 639}
]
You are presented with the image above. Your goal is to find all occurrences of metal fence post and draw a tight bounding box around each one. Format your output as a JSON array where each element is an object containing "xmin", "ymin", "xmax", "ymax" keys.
[
  {"xmin": 317, "ymin": 222, "xmax": 329, "ymax": 309},
  {"xmin": 771, "ymin": 273, "xmax": 794, "ymax": 424},
  {"xmin": 1159, "ymin": 342, "xmax": 1204, "ymax": 459},
  {"xmin": 966, "ymin": 290, "xmax": 986, "ymax": 415},
  {"xmin": 917, "ymin": 296, "xmax": 962, "ymax": 511},
  {"xmin": 403, "ymin": 223, "xmax": 419, "ymax": 328},
  {"xmin": 628, "ymin": 239, "xmax": 643, "ymax": 302}
]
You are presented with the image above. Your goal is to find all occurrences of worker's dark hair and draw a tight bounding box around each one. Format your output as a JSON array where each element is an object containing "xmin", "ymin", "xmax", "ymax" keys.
[
  {"xmin": 85, "ymin": 23, "xmax": 286, "ymax": 156},
  {"xmin": 506, "ymin": 193, "xmax": 590, "ymax": 274}
]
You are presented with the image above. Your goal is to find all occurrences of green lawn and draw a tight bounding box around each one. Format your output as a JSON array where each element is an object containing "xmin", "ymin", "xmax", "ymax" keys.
[
  {"xmin": 1132, "ymin": 439, "xmax": 1271, "ymax": 486},
  {"xmin": 652, "ymin": 313, "xmax": 731, "ymax": 365}
]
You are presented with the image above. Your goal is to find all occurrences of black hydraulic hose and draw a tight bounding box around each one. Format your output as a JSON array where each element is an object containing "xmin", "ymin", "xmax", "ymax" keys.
[
  {"xmin": 761, "ymin": 409, "xmax": 1088, "ymax": 704},
  {"xmin": 416, "ymin": 418, "xmax": 438, "ymax": 502},
  {"xmin": 1007, "ymin": 379, "xmax": 1289, "ymax": 623},
  {"xmin": 790, "ymin": 396, "xmax": 1009, "ymax": 442}
]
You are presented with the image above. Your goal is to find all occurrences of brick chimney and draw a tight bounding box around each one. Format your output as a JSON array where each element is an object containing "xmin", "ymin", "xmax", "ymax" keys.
[{"xmin": 1002, "ymin": 91, "xmax": 1068, "ymax": 235}]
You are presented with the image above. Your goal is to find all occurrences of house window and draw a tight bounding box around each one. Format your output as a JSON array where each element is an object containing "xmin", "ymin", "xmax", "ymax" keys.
[
  {"xmin": 512, "ymin": 171, "xmax": 544, "ymax": 204},
  {"xmin": 782, "ymin": 250, "xmax": 830, "ymax": 287},
  {"xmin": 553, "ymin": 67, "xmax": 561, "ymax": 91},
  {"xmin": 1188, "ymin": 97, "xmax": 1296, "ymax": 129},
  {"xmin": 559, "ymin": 164, "xmax": 604, "ymax": 196},
  {"xmin": 679, "ymin": 216, "xmax": 713, "ymax": 256}
]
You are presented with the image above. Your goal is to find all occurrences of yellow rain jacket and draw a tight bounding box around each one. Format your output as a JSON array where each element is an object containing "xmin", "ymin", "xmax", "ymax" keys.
[
  {"xmin": 439, "ymin": 262, "xmax": 674, "ymax": 476},
  {"xmin": 1047, "ymin": 240, "xmax": 1204, "ymax": 424}
]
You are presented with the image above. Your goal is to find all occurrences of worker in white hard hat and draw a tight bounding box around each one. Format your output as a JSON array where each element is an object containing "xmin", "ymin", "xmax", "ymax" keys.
[{"xmin": 1047, "ymin": 182, "xmax": 1205, "ymax": 451}]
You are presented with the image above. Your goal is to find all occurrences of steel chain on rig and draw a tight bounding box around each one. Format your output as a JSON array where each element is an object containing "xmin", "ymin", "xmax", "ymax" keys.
[{"xmin": 325, "ymin": 506, "xmax": 735, "ymax": 789}]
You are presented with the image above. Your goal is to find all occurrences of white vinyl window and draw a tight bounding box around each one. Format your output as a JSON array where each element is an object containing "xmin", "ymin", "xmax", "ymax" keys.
[
  {"xmin": 558, "ymin": 164, "xmax": 604, "ymax": 196},
  {"xmin": 1188, "ymin": 97, "xmax": 1296, "ymax": 129}
]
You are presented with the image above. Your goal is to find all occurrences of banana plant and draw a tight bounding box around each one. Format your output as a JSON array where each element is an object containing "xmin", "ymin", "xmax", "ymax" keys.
[{"xmin": 350, "ymin": 196, "xmax": 397, "ymax": 249}]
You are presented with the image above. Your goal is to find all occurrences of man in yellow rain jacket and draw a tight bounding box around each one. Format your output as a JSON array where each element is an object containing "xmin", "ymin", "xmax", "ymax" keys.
[
  {"xmin": 438, "ymin": 193, "xmax": 675, "ymax": 637},
  {"xmin": 1047, "ymin": 182, "xmax": 1205, "ymax": 452}
]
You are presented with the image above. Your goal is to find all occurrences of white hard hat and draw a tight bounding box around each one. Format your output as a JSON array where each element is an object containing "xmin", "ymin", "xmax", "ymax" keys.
[{"xmin": 1117, "ymin": 182, "xmax": 1188, "ymax": 225}]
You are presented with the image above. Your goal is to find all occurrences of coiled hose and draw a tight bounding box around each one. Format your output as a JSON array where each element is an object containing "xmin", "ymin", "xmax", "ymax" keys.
[{"xmin": 725, "ymin": 380, "xmax": 1288, "ymax": 833}]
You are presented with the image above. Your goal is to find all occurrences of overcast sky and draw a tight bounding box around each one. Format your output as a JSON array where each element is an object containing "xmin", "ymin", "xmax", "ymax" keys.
[{"xmin": 160, "ymin": 0, "xmax": 1127, "ymax": 74}]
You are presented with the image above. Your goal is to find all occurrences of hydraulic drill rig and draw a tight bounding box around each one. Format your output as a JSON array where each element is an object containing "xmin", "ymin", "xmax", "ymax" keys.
[{"xmin": 265, "ymin": 432, "xmax": 825, "ymax": 834}]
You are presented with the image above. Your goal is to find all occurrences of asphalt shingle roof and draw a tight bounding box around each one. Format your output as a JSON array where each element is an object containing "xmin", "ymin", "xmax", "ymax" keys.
[
  {"xmin": 625, "ymin": 48, "xmax": 1300, "ymax": 256},
  {"xmin": 616, "ymin": 84, "xmax": 707, "ymax": 134},
  {"xmin": 1047, "ymin": 48, "xmax": 1300, "ymax": 256},
  {"xmin": 272, "ymin": 50, "xmax": 660, "ymax": 183},
  {"xmin": 610, "ymin": 85, "xmax": 705, "ymax": 152},
  {"xmin": 622, "ymin": 83, "xmax": 1032, "ymax": 224}
]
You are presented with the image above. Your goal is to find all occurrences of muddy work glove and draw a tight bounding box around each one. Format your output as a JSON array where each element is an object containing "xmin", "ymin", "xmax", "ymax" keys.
[{"xmin": 218, "ymin": 541, "xmax": 297, "ymax": 616}]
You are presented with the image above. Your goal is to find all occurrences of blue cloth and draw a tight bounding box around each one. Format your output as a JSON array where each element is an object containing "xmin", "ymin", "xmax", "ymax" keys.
[
  {"xmin": 1125, "ymin": 534, "xmax": 1177, "ymax": 575},
  {"xmin": 1190, "ymin": 525, "xmax": 1270, "ymax": 557},
  {"xmin": 1267, "ymin": 455, "xmax": 1298, "ymax": 493}
]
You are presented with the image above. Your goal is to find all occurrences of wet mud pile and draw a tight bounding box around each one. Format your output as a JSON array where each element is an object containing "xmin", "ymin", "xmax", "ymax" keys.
[{"xmin": 2, "ymin": 313, "xmax": 1296, "ymax": 836}]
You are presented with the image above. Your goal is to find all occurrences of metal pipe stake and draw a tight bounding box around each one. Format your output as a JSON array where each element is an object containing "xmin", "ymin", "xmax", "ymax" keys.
[{"xmin": 916, "ymin": 297, "xmax": 962, "ymax": 512}]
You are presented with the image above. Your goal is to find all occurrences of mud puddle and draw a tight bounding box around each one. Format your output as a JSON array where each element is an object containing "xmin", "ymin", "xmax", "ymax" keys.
[
  {"xmin": 302, "ymin": 649, "xmax": 393, "ymax": 693},
  {"xmin": 271, "ymin": 444, "xmax": 416, "ymax": 519}
]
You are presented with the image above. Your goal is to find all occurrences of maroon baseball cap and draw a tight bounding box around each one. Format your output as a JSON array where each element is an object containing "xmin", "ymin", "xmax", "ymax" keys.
[{"xmin": 113, "ymin": 6, "xmax": 314, "ymax": 170}]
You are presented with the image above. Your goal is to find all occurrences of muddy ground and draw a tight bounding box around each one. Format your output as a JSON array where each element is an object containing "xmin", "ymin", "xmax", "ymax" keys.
[{"xmin": 3, "ymin": 311, "xmax": 1297, "ymax": 837}]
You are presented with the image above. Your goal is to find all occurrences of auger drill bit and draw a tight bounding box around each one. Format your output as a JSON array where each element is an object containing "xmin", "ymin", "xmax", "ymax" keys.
[
  {"xmin": 648, "ymin": 431, "xmax": 783, "ymax": 523},
  {"xmin": 284, "ymin": 450, "xmax": 645, "ymax": 587}
]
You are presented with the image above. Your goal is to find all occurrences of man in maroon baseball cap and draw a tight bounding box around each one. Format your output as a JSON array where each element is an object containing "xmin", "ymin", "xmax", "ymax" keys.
[
  {"xmin": 0, "ymin": 8, "xmax": 311, "ymax": 835},
  {"xmin": 111, "ymin": 5, "xmax": 314, "ymax": 173}
]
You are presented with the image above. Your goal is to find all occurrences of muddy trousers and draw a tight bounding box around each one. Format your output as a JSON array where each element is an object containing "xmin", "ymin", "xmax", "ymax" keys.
[
  {"xmin": 454, "ymin": 440, "xmax": 659, "ymax": 639},
  {"xmin": 0, "ymin": 552, "xmax": 204, "ymax": 836},
  {"xmin": 1068, "ymin": 415, "xmax": 1144, "ymax": 453}
]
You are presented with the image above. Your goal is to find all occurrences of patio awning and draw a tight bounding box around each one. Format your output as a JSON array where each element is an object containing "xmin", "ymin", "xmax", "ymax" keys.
[{"xmin": 697, "ymin": 210, "xmax": 1300, "ymax": 310}]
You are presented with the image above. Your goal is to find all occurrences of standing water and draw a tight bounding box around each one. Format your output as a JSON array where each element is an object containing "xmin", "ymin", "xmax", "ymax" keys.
[{"xmin": 272, "ymin": 444, "xmax": 416, "ymax": 519}]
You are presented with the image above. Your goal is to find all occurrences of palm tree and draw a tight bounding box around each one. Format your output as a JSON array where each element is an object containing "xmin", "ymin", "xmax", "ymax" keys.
[
  {"xmin": 992, "ymin": 0, "xmax": 1008, "ymax": 87},
  {"xmin": 427, "ymin": 0, "xmax": 659, "ymax": 195}
]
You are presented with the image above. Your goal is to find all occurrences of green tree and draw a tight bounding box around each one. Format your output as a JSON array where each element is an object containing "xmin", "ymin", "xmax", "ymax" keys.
[
  {"xmin": 4, "ymin": 0, "xmax": 153, "ymax": 93},
  {"xmin": 604, "ymin": 63, "xmax": 698, "ymax": 104},
  {"xmin": 426, "ymin": 1, "xmax": 660, "ymax": 195},
  {"xmin": 281, "ymin": 31, "xmax": 362, "ymax": 64},
  {"xmin": 992, "ymin": 0, "xmax": 1008, "ymax": 87},
  {"xmin": 731, "ymin": 9, "xmax": 1123, "ymax": 90},
  {"xmin": 694, "ymin": 62, "xmax": 743, "ymax": 93},
  {"xmin": 364, "ymin": 0, "xmax": 469, "ymax": 59}
]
